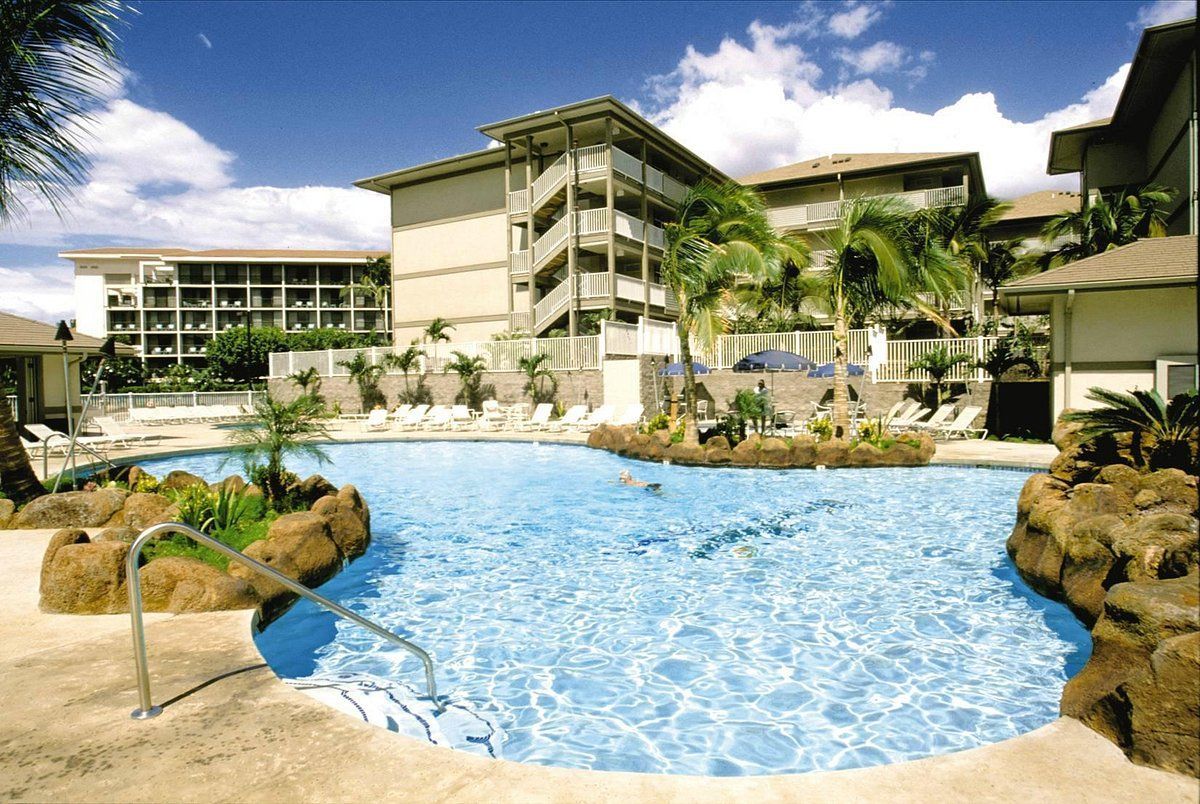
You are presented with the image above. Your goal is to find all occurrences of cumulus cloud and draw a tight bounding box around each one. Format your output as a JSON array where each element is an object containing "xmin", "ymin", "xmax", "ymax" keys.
[
  {"xmin": 836, "ymin": 40, "xmax": 907, "ymax": 73},
  {"xmin": 827, "ymin": 1, "xmax": 886, "ymax": 38},
  {"xmin": 0, "ymin": 76, "xmax": 387, "ymax": 321},
  {"xmin": 642, "ymin": 18, "xmax": 1127, "ymax": 198},
  {"xmin": 1133, "ymin": 0, "xmax": 1195, "ymax": 28}
]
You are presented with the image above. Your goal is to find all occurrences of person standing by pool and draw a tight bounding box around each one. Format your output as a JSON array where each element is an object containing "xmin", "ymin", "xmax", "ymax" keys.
[{"xmin": 755, "ymin": 379, "xmax": 772, "ymax": 433}]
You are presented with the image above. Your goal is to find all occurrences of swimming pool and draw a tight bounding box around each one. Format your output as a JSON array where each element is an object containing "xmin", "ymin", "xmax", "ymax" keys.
[{"xmin": 139, "ymin": 442, "xmax": 1089, "ymax": 776}]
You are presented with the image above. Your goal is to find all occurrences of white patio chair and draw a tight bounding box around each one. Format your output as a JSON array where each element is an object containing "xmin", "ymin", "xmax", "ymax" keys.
[
  {"xmin": 419, "ymin": 406, "xmax": 453, "ymax": 431},
  {"xmin": 360, "ymin": 408, "xmax": 389, "ymax": 432},
  {"xmin": 574, "ymin": 404, "xmax": 616, "ymax": 432},
  {"xmin": 387, "ymin": 404, "xmax": 413, "ymax": 425},
  {"xmin": 477, "ymin": 400, "xmax": 506, "ymax": 431},
  {"xmin": 94, "ymin": 416, "xmax": 161, "ymax": 448},
  {"xmin": 547, "ymin": 405, "xmax": 588, "ymax": 432},
  {"xmin": 515, "ymin": 403, "xmax": 553, "ymax": 431},
  {"xmin": 25, "ymin": 423, "xmax": 115, "ymax": 455},
  {"xmin": 448, "ymin": 405, "xmax": 476, "ymax": 430},
  {"xmin": 908, "ymin": 404, "xmax": 956, "ymax": 431},
  {"xmin": 888, "ymin": 404, "xmax": 929, "ymax": 431},
  {"xmin": 932, "ymin": 406, "xmax": 987, "ymax": 440},
  {"xmin": 610, "ymin": 403, "xmax": 644, "ymax": 427},
  {"xmin": 395, "ymin": 404, "xmax": 430, "ymax": 431}
]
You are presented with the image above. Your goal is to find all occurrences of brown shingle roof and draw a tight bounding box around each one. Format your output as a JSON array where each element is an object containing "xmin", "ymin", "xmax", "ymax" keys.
[
  {"xmin": 739, "ymin": 152, "xmax": 975, "ymax": 186},
  {"xmin": 1002, "ymin": 235, "xmax": 1197, "ymax": 293},
  {"xmin": 0, "ymin": 311, "xmax": 135, "ymax": 354},
  {"xmin": 995, "ymin": 190, "xmax": 1081, "ymax": 222}
]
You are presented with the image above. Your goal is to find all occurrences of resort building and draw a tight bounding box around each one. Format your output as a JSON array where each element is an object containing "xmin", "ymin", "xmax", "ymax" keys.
[
  {"xmin": 61, "ymin": 248, "xmax": 388, "ymax": 369},
  {"xmin": 986, "ymin": 189, "xmax": 1082, "ymax": 247},
  {"xmin": 354, "ymin": 97, "xmax": 727, "ymax": 342},
  {"xmin": 1047, "ymin": 16, "xmax": 1196, "ymax": 235}
]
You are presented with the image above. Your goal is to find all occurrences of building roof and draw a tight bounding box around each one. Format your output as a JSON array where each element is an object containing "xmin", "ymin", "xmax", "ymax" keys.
[
  {"xmin": 0, "ymin": 311, "xmax": 135, "ymax": 355},
  {"xmin": 1047, "ymin": 17, "xmax": 1195, "ymax": 174},
  {"xmin": 1002, "ymin": 235, "xmax": 1197, "ymax": 296},
  {"xmin": 354, "ymin": 147, "xmax": 507, "ymax": 194},
  {"xmin": 60, "ymin": 247, "xmax": 386, "ymax": 262},
  {"xmin": 738, "ymin": 152, "xmax": 977, "ymax": 186},
  {"xmin": 994, "ymin": 190, "xmax": 1081, "ymax": 223}
]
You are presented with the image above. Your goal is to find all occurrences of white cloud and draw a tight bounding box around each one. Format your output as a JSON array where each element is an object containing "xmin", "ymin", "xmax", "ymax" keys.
[
  {"xmin": 836, "ymin": 40, "xmax": 907, "ymax": 73},
  {"xmin": 827, "ymin": 2, "xmax": 886, "ymax": 38},
  {"xmin": 0, "ymin": 77, "xmax": 388, "ymax": 322},
  {"xmin": 1133, "ymin": 0, "xmax": 1195, "ymax": 28},
  {"xmin": 197, "ymin": 32, "xmax": 212, "ymax": 49},
  {"xmin": 643, "ymin": 19, "xmax": 1128, "ymax": 198}
]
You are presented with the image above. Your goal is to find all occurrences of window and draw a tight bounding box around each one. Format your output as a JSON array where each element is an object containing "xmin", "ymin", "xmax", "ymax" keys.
[{"xmin": 1156, "ymin": 356, "xmax": 1198, "ymax": 398}]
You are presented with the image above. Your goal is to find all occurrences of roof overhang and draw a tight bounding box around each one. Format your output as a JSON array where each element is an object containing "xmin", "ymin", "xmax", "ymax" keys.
[
  {"xmin": 747, "ymin": 152, "xmax": 986, "ymax": 194},
  {"xmin": 999, "ymin": 275, "xmax": 1195, "ymax": 313},
  {"xmin": 354, "ymin": 148, "xmax": 506, "ymax": 195},
  {"xmin": 0, "ymin": 341, "xmax": 136, "ymax": 357},
  {"xmin": 1046, "ymin": 118, "xmax": 1112, "ymax": 174}
]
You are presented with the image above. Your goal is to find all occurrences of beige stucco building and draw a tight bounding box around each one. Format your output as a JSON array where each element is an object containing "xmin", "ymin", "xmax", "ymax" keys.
[{"xmin": 356, "ymin": 97, "xmax": 725, "ymax": 342}]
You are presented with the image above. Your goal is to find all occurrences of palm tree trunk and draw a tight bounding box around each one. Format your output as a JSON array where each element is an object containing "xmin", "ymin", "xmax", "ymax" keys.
[
  {"xmin": 0, "ymin": 403, "xmax": 44, "ymax": 504},
  {"xmin": 831, "ymin": 305, "xmax": 850, "ymax": 440},
  {"xmin": 678, "ymin": 331, "xmax": 699, "ymax": 445}
]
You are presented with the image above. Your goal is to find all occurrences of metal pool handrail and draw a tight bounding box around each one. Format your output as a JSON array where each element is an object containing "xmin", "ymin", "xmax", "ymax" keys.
[{"xmin": 125, "ymin": 521, "xmax": 444, "ymax": 719}]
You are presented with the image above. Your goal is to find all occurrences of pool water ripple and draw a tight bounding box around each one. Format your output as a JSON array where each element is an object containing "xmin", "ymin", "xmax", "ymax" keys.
[{"xmin": 140, "ymin": 441, "xmax": 1090, "ymax": 777}]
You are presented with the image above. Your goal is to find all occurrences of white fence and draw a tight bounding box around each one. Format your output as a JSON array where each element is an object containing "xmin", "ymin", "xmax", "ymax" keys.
[{"xmin": 82, "ymin": 390, "xmax": 265, "ymax": 423}]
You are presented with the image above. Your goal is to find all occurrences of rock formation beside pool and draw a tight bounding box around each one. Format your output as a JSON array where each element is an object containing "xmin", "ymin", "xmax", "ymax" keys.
[
  {"xmin": 586, "ymin": 424, "xmax": 935, "ymax": 468},
  {"xmin": 36, "ymin": 474, "xmax": 371, "ymax": 621},
  {"xmin": 1007, "ymin": 413, "xmax": 1199, "ymax": 777}
]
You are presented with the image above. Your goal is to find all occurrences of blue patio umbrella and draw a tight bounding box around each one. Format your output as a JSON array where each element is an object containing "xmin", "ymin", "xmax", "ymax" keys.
[
  {"xmin": 658, "ymin": 361, "xmax": 711, "ymax": 376},
  {"xmin": 732, "ymin": 349, "xmax": 816, "ymax": 372},
  {"xmin": 808, "ymin": 362, "xmax": 865, "ymax": 378}
]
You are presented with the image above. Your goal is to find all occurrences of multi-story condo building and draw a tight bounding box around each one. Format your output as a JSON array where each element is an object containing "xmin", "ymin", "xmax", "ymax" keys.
[
  {"xmin": 62, "ymin": 248, "xmax": 388, "ymax": 369},
  {"xmin": 1047, "ymin": 16, "xmax": 1196, "ymax": 235},
  {"xmin": 987, "ymin": 189, "xmax": 1081, "ymax": 247},
  {"xmin": 355, "ymin": 97, "xmax": 726, "ymax": 342}
]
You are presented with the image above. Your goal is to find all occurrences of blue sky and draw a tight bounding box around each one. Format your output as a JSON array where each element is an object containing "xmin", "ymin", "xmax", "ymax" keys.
[{"xmin": 1, "ymin": 0, "xmax": 1194, "ymax": 322}]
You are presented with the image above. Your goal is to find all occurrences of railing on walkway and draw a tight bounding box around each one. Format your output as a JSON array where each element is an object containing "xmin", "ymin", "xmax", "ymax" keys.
[
  {"xmin": 84, "ymin": 390, "xmax": 264, "ymax": 422},
  {"xmin": 768, "ymin": 185, "xmax": 968, "ymax": 230}
]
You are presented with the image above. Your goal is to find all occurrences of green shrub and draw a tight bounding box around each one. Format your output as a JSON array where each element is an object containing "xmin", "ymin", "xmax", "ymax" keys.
[
  {"xmin": 641, "ymin": 413, "xmax": 671, "ymax": 434},
  {"xmin": 809, "ymin": 418, "xmax": 833, "ymax": 441}
]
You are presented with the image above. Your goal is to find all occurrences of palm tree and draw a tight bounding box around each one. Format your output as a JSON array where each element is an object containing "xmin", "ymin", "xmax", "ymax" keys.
[
  {"xmin": 228, "ymin": 394, "xmax": 331, "ymax": 505},
  {"xmin": 338, "ymin": 255, "xmax": 391, "ymax": 332},
  {"xmin": 384, "ymin": 345, "xmax": 422, "ymax": 398},
  {"xmin": 443, "ymin": 351, "xmax": 492, "ymax": 409},
  {"xmin": 0, "ymin": 0, "xmax": 127, "ymax": 503},
  {"xmin": 287, "ymin": 367, "xmax": 322, "ymax": 397},
  {"xmin": 977, "ymin": 239, "xmax": 1030, "ymax": 323},
  {"xmin": 519, "ymin": 353, "xmax": 557, "ymax": 404},
  {"xmin": 336, "ymin": 351, "xmax": 385, "ymax": 413},
  {"xmin": 976, "ymin": 338, "xmax": 1040, "ymax": 437},
  {"xmin": 1040, "ymin": 184, "xmax": 1176, "ymax": 267},
  {"xmin": 423, "ymin": 317, "xmax": 455, "ymax": 344},
  {"xmin": 1062, "ymin": 388, "xmax": 1197, "ymax": 471},
  {"xmin": 907, "ymin": 346, "xmax": 974, "ymax": 407},
  {"xmin": 663, "ymin": 180, "xmax": 805, "ymax": 443},
  {"xmin": 810, "ymin": 197, "xmax": 965, "ymax": 438}
]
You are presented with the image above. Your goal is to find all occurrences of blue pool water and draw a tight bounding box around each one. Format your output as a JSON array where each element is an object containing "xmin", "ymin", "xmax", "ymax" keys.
[{"xmin": 139, "ymin": 442, "xmax": 1090, "ymax": 776}]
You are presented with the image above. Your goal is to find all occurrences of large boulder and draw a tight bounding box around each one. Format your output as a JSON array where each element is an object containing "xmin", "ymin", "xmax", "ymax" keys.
[
  {"xmin": 665, "ymin": 442, "xmax": 705, "ymax": 465},
  {"xmin": 788, "ymin": 435, "xmax": 817, "ymax": 468},
  {"xmin": 15, "ymin": 488, "xmax": 127, "ymax": 529},
  {"xmin": 228, "ymin": 512, "xmax": 343, "ymax": 617},
  {"xmin": 757, "ymin": 437, "xmax": 791, "ymax": 468},
  {"xmin": 39, "ymin": 529, "xmax": 130, "ymax": 614},
  {"xmin": 1062, "ymin": 575, "xmax": 1200, "ymax": 776},
  {"xmin": 586, "ymin": 425, "xmax": 607, "ymax": 449},
  {"xmin": 1110, "ymin": 513, "xmax": 1199, "ymax": 583},
  {"xmin": 848, "ymin": 442, "xmax": 886, "ymax": 467},
  {"xmin": 815, "ymin": 439, "xmax": 850, "ymax": 468},
  {"xmin": 623, "ymin": 433, "xmax": 652, "ymax": 460},
  {"xmin": 159, "ymin": 470, "xmax": 207, "ymax": 492},
  {"xmin": 730, "ymin": 434, "xmax": 761, "ymax": 467},
  {"xmin": 209, "ymin": 474, "xmax": 247, "ymax": 495},
  {"xmin": 289, "ymin": 474, "xmax": 338, "ymax": 508},
  {"xmin": 0, "ymin": 497, "xmax": 14, "ymax": 529},
  {"xmin": 1137, "ymin": 469, "xmax": 1198, "ymax": 516},
  {"xmin": 310, "ymin": 485, "xmax": 371, "ymax": 560},
  {"xmin": 139, "ymin": 556, "xmax": 260, "ymax": 613},
  {"xmin": 111, "ymin": 492, "xmax": 179, "ymax": 530},
  {"xmin": 704, "ymin": 436, "xmax": 733, "ymax": 465}
]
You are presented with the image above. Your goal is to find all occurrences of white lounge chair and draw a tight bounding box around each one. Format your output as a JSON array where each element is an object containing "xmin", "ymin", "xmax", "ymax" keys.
[
  {"xmin": 610, "ymin": 403, "xmax": 644, "ymax": 428},
  {"xmin": 448, "ymin": 405, "xmax": 476, "ymax": 430},
  {"xmin": 419, "ymin": 406, "xmax": 453, "ymax": 431},
  {"xmin": 548, "ymin": 405, "xmax": 588, "ymax": 432},
  {"xmin": 908, "ymin": 404, "xmax": 956, "ymax": 431},
  {"xmin": 574, "ymin": 404, "xmax": 616, "ymax": 432},
  {"xmin": 477, "ymin": 400, "xmax": 506, "ymax": 430},
  {"xmin": 93, "ymin": 416, "xmax": 161, "ymax": 448},
  {"xmin": 395, "ymin": 404, "xmax": 431, "ymax": 431},
  {"xmin": 515, "ymin": 403, "xmax": 553, "ymax": 431},
  {"xmin": 360, "ymin": 408, "xmax": 389, "ymax": 431},
  {"xmin": 888, "ymin": 404, "xmax": 930, "ymax": 431},
  {"xmin": 388, "ymin": 404, "xmax": 413, "ymax": 425},
  {"xmin": 25, "ymin": 423, "xmax": 114, "ymax": 455},
  {"xmin": 933, "ymin": 406, "xmax": 987, "ymax": 440}
]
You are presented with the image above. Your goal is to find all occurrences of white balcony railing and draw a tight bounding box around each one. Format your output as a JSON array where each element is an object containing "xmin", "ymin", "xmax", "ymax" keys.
[
  {"xmin": 510, "ymin": 145, "xmax": 691, "ymax": 217},
  {"xmin": 508, "ymin": 189, "xmax": 529, "ymax": 216},
  {"xmin": 524, "ymin": 210, "xmax": 666, "ymax": 275},
  {"xmin": 510, "ymin": 250, "xmax": 530, "ymax": 276},
  {"xmin": 531, "ymin": 216, "xmax": 569, "ymax": 268},
  {"xmin": 768, "ymin": 185, "xmax": 968, "ymax": 230},
  {"xmin": 531, "ymin": 153, "xmax": 568, "ymax": 208}
]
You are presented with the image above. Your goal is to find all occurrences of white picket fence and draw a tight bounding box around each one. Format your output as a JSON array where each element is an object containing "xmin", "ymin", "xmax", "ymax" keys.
[{"xmin": 83, "ymin": 390, "xmax": 265, "ymax": 423}]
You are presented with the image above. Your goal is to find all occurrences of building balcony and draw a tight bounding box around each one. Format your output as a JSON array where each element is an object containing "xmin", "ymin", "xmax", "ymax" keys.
[
  {"xmin": 514, "ymin": 209, "xmax": 666, "ymax": 277},
  {"xmin": 768, "ymin": 185, "xmax": 968, "ymax": 231},
  {"xmin": 531, "ymin": 272, "xmax": 678, "ymax": 334}
]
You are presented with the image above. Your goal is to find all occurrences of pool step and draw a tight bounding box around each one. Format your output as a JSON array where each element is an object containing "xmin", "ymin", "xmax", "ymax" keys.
[{"xmin": 286, "ymin": 672, "xmax": 504, "ymax": 759}]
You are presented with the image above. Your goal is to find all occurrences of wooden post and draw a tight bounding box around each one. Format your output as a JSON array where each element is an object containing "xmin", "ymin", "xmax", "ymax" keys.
[
  {"xmin": 605, "ymin": 118, "xmax": 616, "ymax": 317},
  {"xmin": 565, "ymin": 121, "xmax": 578, "ymax": 337}
]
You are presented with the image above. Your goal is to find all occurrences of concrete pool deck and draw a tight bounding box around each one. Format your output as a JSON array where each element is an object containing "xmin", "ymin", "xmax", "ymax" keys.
[{"xmin": 0, "ymin": 529, "xmax": 1196, "ymax": 802}]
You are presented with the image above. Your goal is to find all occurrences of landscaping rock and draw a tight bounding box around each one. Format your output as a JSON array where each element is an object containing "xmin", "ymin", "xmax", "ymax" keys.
[
  {"xmin": 139, "ymin": 556, "xmax": 260, "ymax": 613},
  {"xmin": 788, "ymin": 435, "xmax": 817, "ymax": 468},
  {"xmin": 0, "ymin": 497, "xmax": 14, "ymax": 529},
  {"xmin": 1137, "ymin": 469, "xmax": 1198, "ymax": 515},
  {"xmin": 311, "ymin": 485, "xmax": 371, "ymax": 560},
  {"xmin": 586, "ymin": 426, "xmax": 606, "ymax": 449},
  {"xmin": 848, "ymin": 442, "xmax": 886, "ymax": 467},
  {"xmin": 757, "ymin": 437, "xmax": 791, "ymax": 468},
  {"xmin": 159, "ymin": 470, "xmax": 207, "ymax": 492},
  {"xmin": 244, "ymin": 483, "xmax": 264, "ymax": 498},
  {"xmin": 665, "ymin": 442, "xmax": 705, "ymax": 465},
  {"xmin": 112, "ymin": 492, "xmax": 179, "ymax": 530},
  {"xmin": 94, "ymin": 526, "xmax": 139, "ymax": 544},
  {"xmin": 1110, "ymin": 513, "xmax": 1199, "ymax": 583},
  {"xmin": 210, "ymin": 474, "xmax": 247, "ymax": 495},
  {"xmin": 624, "ymin": 433, "xmax": 652, "ymax": 460},
  {"xmin": 228, "ymin": 512, "xmax": 342, "ymax": 617},
  {"xmin": 291, "ymin": 474, "xmax": 338, "ymax": 507},
  {"xmin": 652, "ymin": 429, "xmax": 672, "ymax": 448},
  {"xmin": 704, "ymin": 441, "xmax": 733, "ymax": 465},
  {"xmin": 15, "ymin": 488, "xmax": 127, "ymax": 529},
  {"xmin": 815, "ymin": 439, "xmax": 849, "ymax": 468},
  {"xmin": 39, "ymin": 529, "xmax": 130, "ymax": 614},
  {"xmin": 730, "ymin": 434, "xmax": 761, "ymax": 467}
]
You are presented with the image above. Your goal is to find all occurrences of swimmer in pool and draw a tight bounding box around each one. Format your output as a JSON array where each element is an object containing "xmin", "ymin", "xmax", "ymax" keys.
[{"xmin": 619, "ymin": 470, "xmax": 661, "ymax": 491}]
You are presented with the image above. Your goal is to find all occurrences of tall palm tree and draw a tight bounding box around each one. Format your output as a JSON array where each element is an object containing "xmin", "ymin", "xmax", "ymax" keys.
[
  {"xmin": 910, "ymin": 197, "xmax": 1009, "ymax": 328},
  {"xmin": 519, "ymin": 353, "xmax": 557, "ymax": 404},
  {"xmin": 336, "ymin": 351, "xmax": 385, "ymax": 412},
  {"xmin": 228, "ymin": 394, "xmax": 330, "ymax": 506},
  {"xmin": 907, "ymin": 345, "xmax": 974, "ymax": 407},
  {"xmin": 663, "ymin": 181, "xmax": 805, "ymax": 443},
  {"xmin": 1062, "ymin": 387, "xmax": 1197, "ymax": 471},
  {"xmin": 384, "ymin": 345, "xmax": 422, "ymax": 397},
  {"xmin": 977, "ymin": 238, "xmax": 1030, "ymax": 323},
  {"xmin": 287, "ymin": 367, "xmax": 321, "ymax": 397},
  {"xmin": 1040, "ymin": 184, "xmax": 1176, "ymax": 267},
  {"xmin": 810, "ymin": 197, "xmax": 964, "ymax": 438},
  {"xmin": 423, "ymin": 317, "xmax": 455, "ymax": 344},
  {"xmin": 0, "ymin": 0, "xmax": 127, "ymax": 503},
  {"xmin": 443, "ymin": 351, "xmax": 491, "ymax": 408}
]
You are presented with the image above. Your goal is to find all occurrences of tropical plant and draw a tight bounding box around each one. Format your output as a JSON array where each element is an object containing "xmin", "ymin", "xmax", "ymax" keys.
[
  {"xmin": 443, "ymin": 351, "xmax": 494, "ymax": 409},
  {"xmin": 383, "ymin": 345, "xmax": 424, "ymax": 403},
  {"xmin": 169, "ymin": 483, "xmax": 213, "ymax": 532},
  {"xmin": 205, "ymin": 326, "xmax": 289, "ymax": 383},
  {"xmin": 976, "ymin": 338, "xmax": 1041, "ymax": 437},
  {"xmin": 336, "ymin": 351, "xmax": 385, "ymax": 413},
  {"xmin": 0, "ymin": 0, "xmax": 129, "ymax": 503},
  {"xmin": 228, "ymin": 394, "xmax": 331, "ymax": 505},
  {"xmin": 808, "ymin": 417, "xmax": 833, "ymax": 442},
  {"xmin": 490, "ymin": 329, "xmax": 531, "ymax": 341},
  {"xmin": 423, "ymin": 317, "xmax": 455, "ymax": 344},
  {"xmin": 809, "ymin": 196, "xmax": 966, "ymax": 438},
  {"xmin": 907, "ymin": 346, "xmax": 973, "ymax": 407},
  {"xmin": 976, "ymin": 239, "xmax": 1030, "ymax": 322},
  {"xmin": 1039, "ymin": 184, "xmax": 1176, "ymax": 267},
  {"xmin": 1062, "ymin": 388, "xmax": 1198, "ymax": 472},
  {"xmin": 663, "ymin": 180, "xmax": 805, "ymax": 443},
  {"xmin": 731, "ymin": 388, "xmax": 768, "ymax": 434},
  {"xmin": 287, "ymin": 366, "xmax": 322, "ymax": 397},
  {"xmin": 912, "ymin": 196, "xmax": 1011, "ymax": 322},
  {"xmin": 340, "ymin": 255, "xmax": 392, "ymax": 332},
  {"xmin": 519, "ymin": 353, "xmax": 557, "ymax": 404},
  {"xmin": 578, "ymin": 309, "xmax": 610, "ymax": 336},
  {"xmin": 208, "ymin": 484, "xmax": 254, "ymax": 533}
]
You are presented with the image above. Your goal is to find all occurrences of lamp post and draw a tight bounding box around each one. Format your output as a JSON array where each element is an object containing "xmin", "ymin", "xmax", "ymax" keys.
[
  {"xmin": 53, "ymin": 336, "xmax": 117, "ymax": 493},
  {"xmin": 53, "ymin": 321, "xmax": 75, "ymax": 484}
]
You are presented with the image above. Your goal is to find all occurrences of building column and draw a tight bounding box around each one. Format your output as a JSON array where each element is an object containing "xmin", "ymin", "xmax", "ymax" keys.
[
  {"xmin": 565, "ymin": 121, "xmax": 578, "ymax": 337},
  {"xmin": 525, "ymin": 135, "xmax": 536, "ymax": 334},
  {"xmin": 640, "ymin": 139, "xmax": 650, "ymax": 320},
  {"xmin": 605, "ymin": 118, "xmax": 617, "ymax": 317},
  {"xmin": 504, "ymin": 140, "xmax": 514, "ymax": 326}
]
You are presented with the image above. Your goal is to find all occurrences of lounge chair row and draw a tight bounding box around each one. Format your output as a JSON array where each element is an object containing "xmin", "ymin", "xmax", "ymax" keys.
[
  {"xmin": 127, "ymin": 405, "xmax": 252, "ymax": 425},
  {"xmin": 354, "ymin": 402, "xmax": 645, "ymax": 433},
  {"xmin": 21, "ymin": 418, "xmax": 162, "ymax": 460},
  {"xmin": 883, "ymin": 401, "xmax": 987, "ymax": 439}
]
